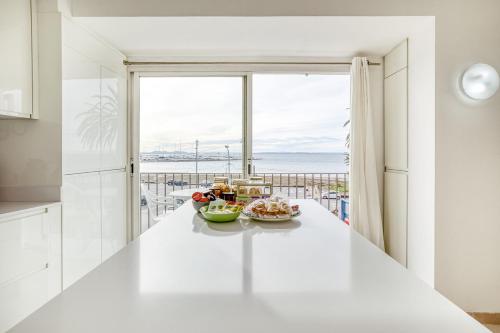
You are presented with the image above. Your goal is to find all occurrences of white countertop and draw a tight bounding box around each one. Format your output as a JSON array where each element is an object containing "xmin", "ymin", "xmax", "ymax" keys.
[
  {"xmin": 10, "ymin": 200, "xmax": 487, "ymax": 333},
  {"xmin": 0, "ymin": 202, "xmax": 60, "ymax": 221}
]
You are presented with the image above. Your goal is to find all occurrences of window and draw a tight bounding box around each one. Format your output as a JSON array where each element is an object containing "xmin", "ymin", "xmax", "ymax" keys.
[{"xmin": 135, "ymin": 71, "xmax": 350, "ymax": 233}]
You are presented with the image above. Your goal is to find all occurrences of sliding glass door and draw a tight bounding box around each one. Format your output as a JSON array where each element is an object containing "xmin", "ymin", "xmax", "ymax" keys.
[
  {"xmin": 252, "ymin": 74, "xmax": 350, "ymax": 211},
  {"xmin": 136, "ymin": 75, "xmax": 246, "ymax": 232},
  {"xmin": 131, "ymin": 71, "xmax": 350, "ymax": 235}
]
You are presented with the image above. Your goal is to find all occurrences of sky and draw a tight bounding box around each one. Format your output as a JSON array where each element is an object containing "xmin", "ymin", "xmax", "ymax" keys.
[{"xmin": 140, "ymin": 74, "xmax": 350, "ymax": 154}]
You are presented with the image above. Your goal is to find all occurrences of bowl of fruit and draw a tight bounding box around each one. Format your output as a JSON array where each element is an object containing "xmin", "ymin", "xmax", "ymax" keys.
[{"xmin": 191, "ymin": 191, "xmax": 214, "ymax": 211}]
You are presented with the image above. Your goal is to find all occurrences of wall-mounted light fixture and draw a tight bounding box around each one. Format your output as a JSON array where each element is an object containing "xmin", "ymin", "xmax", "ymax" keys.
[{"xmin": 461, "ymin": 63, "xmax": 499, "ymax": 100}]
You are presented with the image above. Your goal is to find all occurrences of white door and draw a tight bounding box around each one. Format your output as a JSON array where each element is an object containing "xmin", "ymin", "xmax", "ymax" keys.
[
  {"xmin": 62, "ymin": 172, "xmax": 101, "ymax": 289},
  {"xmin": 101, "ymin": 170, "xmax": 127, "ymax": 261}
]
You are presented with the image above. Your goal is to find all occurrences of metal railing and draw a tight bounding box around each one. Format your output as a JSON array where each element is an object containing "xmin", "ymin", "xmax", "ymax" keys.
[{"xmin": 140, "ymin": 172, "xmax": 348, "ymax": 230}]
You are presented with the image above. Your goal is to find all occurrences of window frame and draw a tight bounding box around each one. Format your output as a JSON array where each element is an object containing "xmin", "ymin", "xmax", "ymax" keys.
[{"xmin": 128, "ymin": 64, "xmax": 350, "ymax": 239}]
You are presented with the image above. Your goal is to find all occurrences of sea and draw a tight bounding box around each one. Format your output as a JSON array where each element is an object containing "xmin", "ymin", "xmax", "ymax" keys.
[{"xmin": 140, "ymin": 152, "xmax": 349, "ymax": 174}]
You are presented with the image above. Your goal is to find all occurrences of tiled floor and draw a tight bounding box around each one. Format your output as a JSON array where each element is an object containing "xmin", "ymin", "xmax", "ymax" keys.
[{"xmin": 486, "ymin": 324, "xmax": 500, "ymax": 333}]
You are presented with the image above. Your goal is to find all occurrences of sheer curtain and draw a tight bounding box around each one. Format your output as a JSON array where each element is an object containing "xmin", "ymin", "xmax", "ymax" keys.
[{"xmin": 349, "ymin": 57, "xmax": 384, "ymax": 250}]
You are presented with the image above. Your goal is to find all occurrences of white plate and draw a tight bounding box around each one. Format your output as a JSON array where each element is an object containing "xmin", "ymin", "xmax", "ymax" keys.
[{"xmin": 242, "ymin": 210, "xmax": 301, "ymax": 222}]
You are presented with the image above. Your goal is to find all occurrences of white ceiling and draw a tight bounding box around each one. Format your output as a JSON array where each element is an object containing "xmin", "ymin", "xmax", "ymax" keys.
[{"xmin": 75, "ymin": 16, "xmax": 429, "ymax": 58}]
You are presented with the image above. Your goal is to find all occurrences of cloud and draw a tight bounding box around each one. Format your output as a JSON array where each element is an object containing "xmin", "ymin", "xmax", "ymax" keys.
[{"xmin": 140, "ymin": 74, "xmax": 350, "ymax": 153}]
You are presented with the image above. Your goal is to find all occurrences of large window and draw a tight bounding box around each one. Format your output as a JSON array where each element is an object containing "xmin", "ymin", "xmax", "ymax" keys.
[
  {"xmin": 136, "ymin": 72, "xmax": 350, "ymax": 232},
  {"xmin": 252, "ymin": 74, "xmax": 350, "ymax": 173},
  {"xmin": 140, "ymin": 76, "xmax": 244, "ymax": 174}
]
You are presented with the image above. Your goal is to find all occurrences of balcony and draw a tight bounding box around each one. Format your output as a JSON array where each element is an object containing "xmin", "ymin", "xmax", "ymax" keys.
[{"xmin": 140, "ymin": 172, "xmax": 348, "ymax": 231}]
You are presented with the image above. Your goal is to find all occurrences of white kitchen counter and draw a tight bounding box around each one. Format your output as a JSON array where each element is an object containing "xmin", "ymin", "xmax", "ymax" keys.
[
  {"xmin": 0, "ymin": 202, "xmax": 60, "ymax": 222},
  {"xmin": 10, "ymin": 200, "xmax": 487, "ymax": 332}
]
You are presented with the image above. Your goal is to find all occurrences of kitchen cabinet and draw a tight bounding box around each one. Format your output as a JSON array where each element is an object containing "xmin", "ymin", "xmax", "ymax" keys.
[
  {"xmin": 384, "ymin": 40, "xmax": 408, "ymax": 267},
  {"xmin": 0, "ymin": 203, "xmax": 61, "ymax": 332},
  {"xmin": 0, "ymin": 0, "xmax": 36, "ymax": 119},
  {"xmin": 100, "ymin": 66, "xmax": 127, "ymax": 171},
  {"xmin": 101, "ymin": 170, "xmax": 127, "ymax": 261},
  {"xmin": 62, "ymin": 170, "xmax": 127, "ymax": 287},
  {"xmin": 383, "ymin": 172, "xmax": 408, "ymax": 266},
  {"xmin": 62, "ymin": 173, "xmax": 101, "ymax": 289},
  {"xmin": 62, "ymin": 51, "xmax": 127, "ymax": 174},
  {"xmin": 384, "ymin": 68, "xmax": 408, "ymax": 171},
  {"xmin": 60, "ymin": 17, "xmax": 128, "ymax": 290},
  {"xmin": 62, "ymin": 46, "xmax": 101, "ymax": 174}
]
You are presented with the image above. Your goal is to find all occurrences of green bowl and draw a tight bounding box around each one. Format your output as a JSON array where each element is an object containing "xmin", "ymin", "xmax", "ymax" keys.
[{"xmin": 199, "ymin": 206, "xmax": 241, "ymax": 223}]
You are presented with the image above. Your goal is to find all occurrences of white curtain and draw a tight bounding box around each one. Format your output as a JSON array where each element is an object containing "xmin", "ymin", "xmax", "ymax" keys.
[{"xmin": 349, "ymin": 57, "xmax": 384, "ymax": 250}]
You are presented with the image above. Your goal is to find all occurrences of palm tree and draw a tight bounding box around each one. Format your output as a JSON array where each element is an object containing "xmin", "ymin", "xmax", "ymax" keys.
[{"xmin": 344, "ymin": 119, "xmax": 350, "ymax": 166}]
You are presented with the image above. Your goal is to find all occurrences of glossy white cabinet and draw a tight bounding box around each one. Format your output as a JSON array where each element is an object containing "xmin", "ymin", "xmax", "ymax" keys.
[
  {"xmin": 384, "ymin": 40, "xmax": 409, "ymax": 267},
  {"xmin": 101, "ymin": 170, "xmax": 126, "ymax": 261},
  {"xmin": 0, "ymin": 0, "xmax": 34, "ymax": 118},
  {"xmin": 100, "ymin": 66, "xmax": 126, "ymax": 171},
  {"xmin": 0, "ymin": 269, "xmax": 49, "ymax": 332},
  {"xmin": 62, "ymin": 173, "xmax": 101, "ymax": 289},
  {"xmin": 384, "ymin": 68, "xmax": 408, "ymax": 171},
  {"xmin": 46, "ymin": 205, "xmax": 62, "ymax": 298},
  {"xmin": 63, "ymin": 170, "xmax": 127, "ymax": 286},
  {"xmin": 384, "ymin": 172, "xmax": 408, "ymax": 266},
  {"xmin": 62, "ymin": 46, "xmax": 101, "ymax": 174},
  {"xmin": 0, "ymin": 203, "xmax": 61, "ymax": 332},
  {"xmin": 59, "ymin": 16, "xmax": 127, "ymax": 291},
  {"xmin": 62, "ymin": 49, "xmax": 127, "ymax": 174},
  {"xmin": 0, "ymin": 210, "xmax": 47, "ymax": 286}
]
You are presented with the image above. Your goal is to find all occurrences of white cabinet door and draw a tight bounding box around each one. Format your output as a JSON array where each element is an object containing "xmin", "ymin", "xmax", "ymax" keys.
[
  {"xmin": 0, "ymin": 0, "xmax": 33, "ymax": 118},
  {"xmin": 62, "ymin": 46, "xmax": 101, "ymax": 174},
  {"xmin": 0, "ymin": 269, "xmax": 49, "ymax": 332},
  {"xmin": 0, "ymin": 209, "xmax": 48, "ymax": 288},
  {"xmin": 384, "ymin": 68, "xmax": 408, "ymax": 171},
  {"xmin": 384, "ymin": 172, "xmax": 408, "ymax": 266},
  {"xmin": 62, "ymin": 173, "xmax": 101, "ymax": 289},
  {"xmin": 100, "ymin": 66, "xmax": 126, "ymax": 171},
  {"xmin": 0, "ymin": 204, "xmax": 61, "ymax": 332},
  {"xmin": 45, "ymin": 205, "xmax": 62, "ymax": 298},
  {"xmin": 101, "ymin": 170, "xmax": 126, "ymax": 261}
]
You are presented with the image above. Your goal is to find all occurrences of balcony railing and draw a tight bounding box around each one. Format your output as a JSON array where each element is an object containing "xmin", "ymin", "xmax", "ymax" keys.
[{"xmin": 140, "ymin": 172, "xmax": 349, "ymax": 230}]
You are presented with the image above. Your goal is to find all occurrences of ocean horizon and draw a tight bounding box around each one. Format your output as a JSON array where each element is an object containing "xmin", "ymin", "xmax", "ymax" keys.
[{"xmin": 140, "ymin": 152, "xmax": 349, "ymax": 174}]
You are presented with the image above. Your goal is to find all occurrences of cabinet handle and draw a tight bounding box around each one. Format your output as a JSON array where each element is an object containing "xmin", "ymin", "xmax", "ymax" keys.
[
  {"xmin": 0, "ymin": 208, "xmax": 48, "ymax": 224},
  {"xmin": 0, "ymin": 263, "xmax": 49, "ymax": 289}
]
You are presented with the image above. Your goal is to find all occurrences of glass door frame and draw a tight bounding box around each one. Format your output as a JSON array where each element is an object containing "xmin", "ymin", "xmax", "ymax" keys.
[
  {"xmin": 128, "ymin": 64, "xmax": 350, "ymax": 239},
  {"xmin": 128, "ymin": 71, "xmax": 252, "ymax": 238}
]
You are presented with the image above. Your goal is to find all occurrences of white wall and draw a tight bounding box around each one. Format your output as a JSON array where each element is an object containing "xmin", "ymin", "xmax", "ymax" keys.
[
  {"xmin": 68, "ymin": 0, "xmax": 500, "ymax": 313},
  {"xmin": 406, "ymin": 19, "xmax": 435, "ymax": 287}
]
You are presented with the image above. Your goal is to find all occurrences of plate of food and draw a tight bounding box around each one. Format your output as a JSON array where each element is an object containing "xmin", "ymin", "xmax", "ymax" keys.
[
  {"xmin": 242, "ymin": 197, "xmax": 300, "ymax": 222},
  {"xmin": 199, "ymin": 199, "xmax": 244, "ymax": 223}
]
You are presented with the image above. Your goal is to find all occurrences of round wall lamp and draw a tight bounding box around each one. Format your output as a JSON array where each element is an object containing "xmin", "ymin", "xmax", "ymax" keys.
[{"xmin": 461, "ymin": 63, "xmax": 499, "ymax": 100}]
